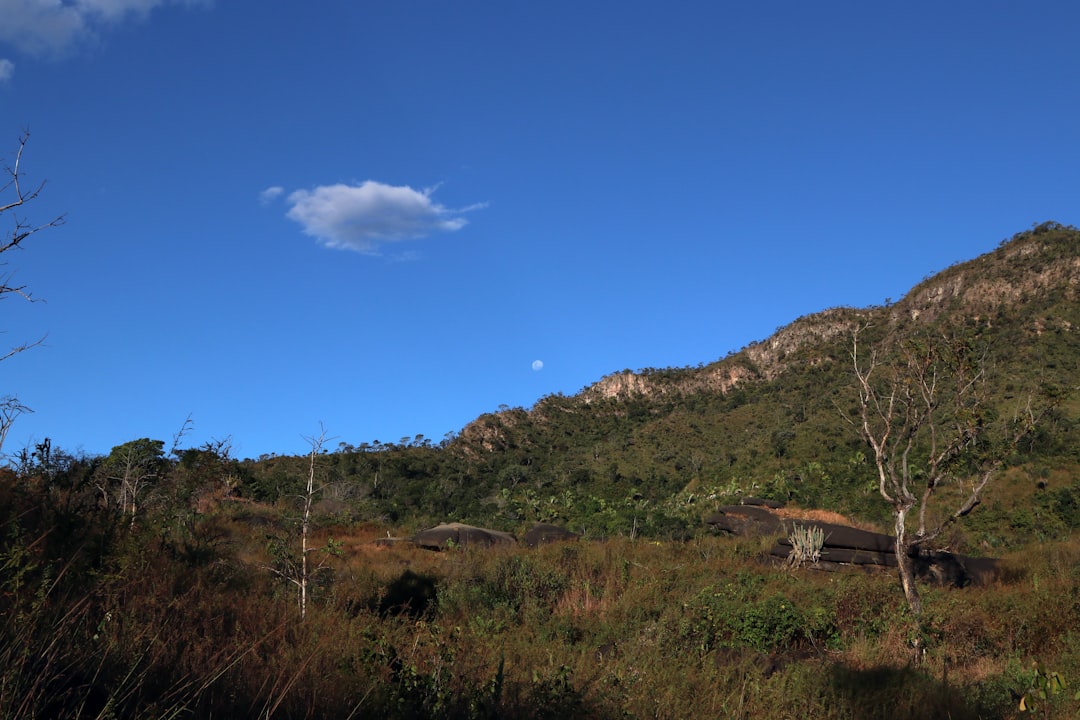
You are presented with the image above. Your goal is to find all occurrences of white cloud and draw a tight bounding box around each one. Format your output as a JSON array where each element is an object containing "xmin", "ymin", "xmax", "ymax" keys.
[
  {"xmin": 285, "ymin": 181, "xmax": 483, "ymax": 253},
  {"xmin": 0, "ymin": 1, "xmax": 85, "ymax": 56},
  {"xmin": 0, "ymin": 0, "xmax": 203, "ymax": 57},
  {"xmin": 0, "ymin": 59, "xmax": 12, "ymax": 82},
  {"xmin": 78, "ymin": 0, "xmax": 167, "ymax": 22},
  {"xmin": 259, "ymin": 186, "xmax": 284, "ymax": 205}
]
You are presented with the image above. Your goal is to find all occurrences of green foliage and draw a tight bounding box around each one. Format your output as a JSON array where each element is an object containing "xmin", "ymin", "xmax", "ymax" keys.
[
  {"xmin": 488, "ymin": 555, "xmax": 568, "ymax": 613},
  {"xmin": 678, "ymin": 572, "xmax": 833, "ymax": 654},
  {"xmin": 439, "ymin": 554, "xmax": 569, "ymax": 627},
  {"xmin": 1018, "ymin": 663, "xmax": 1080, "ymax": 717},
  {"xmin": 100, "ymin": 437, "xmax": 165, "ymax": 473},
  {"xmin": 738, "ymin": 594, "xmax": 807, "ymax": 652}
]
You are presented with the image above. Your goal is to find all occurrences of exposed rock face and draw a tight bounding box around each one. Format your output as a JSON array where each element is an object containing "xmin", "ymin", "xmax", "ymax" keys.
[
  {"xmin": 705, "ymin": 505, "xmax": 781, "ymax": 537},
  {"xmin": 584, "ymin": 308, "xmax": 864, "ymax": 402},
  {"xmin": 587, "ymin": 362, "xmax": 759, "ymax": 401},
  {"xmin": 411, "ymin": 523, "xmax": 517, "ymax": 550},
  {"xmin": 455, "ymin": 223, "xmax": 1079, "ymax": 462},
  {"xmin": 740, "ymin": 497, "xmax": 785, "ymax": 509},
  {"xmin": 458, "ymin": 407, "xmax": 529, "ymax": 453},
  {"xmin": 896, "ymin": 225, "xmax": 1080, "ymax": 325},
  {"xmin": 580, "ymin": 224, "xmax": 1079, "ymax": 406},
  {"xmin": 743, "ymin": 308, "xmax": 865, "ymax": 381},
  {"xmin": 589, "ymin": 371, "xmax": 653, "ymax": 399}
]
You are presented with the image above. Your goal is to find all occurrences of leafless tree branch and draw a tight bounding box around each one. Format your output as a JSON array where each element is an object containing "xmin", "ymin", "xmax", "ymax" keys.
[
  {"xmin": 1, "ymin": 131, "xmax": 63, "ymax": 362},
  {"xmin": 1, "ymin": 131, "xmax": 66, "ymax": 252},
  {"xmin": 849, "ymin": 325, "xmax": 1046, "ymax": 616}
]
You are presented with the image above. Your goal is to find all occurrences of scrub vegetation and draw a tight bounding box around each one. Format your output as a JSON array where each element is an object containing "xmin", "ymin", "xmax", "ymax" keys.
[
  {"xmin": 4, "ymin": 137, "xmax": 1080, "ymax": 717},
  {"xmin": 2, "ymin": 487, "xmax": 1080, "ymax": 719}
]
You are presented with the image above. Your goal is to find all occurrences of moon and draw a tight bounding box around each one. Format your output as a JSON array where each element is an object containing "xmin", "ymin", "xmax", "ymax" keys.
[{"xmin": 531, "ymin": 360, "xmax": 544, "ymax": 371}]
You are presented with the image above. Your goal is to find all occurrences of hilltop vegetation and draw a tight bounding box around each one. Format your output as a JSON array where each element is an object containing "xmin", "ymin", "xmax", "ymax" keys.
[
  {"xmin": 3, "ymin": 222, "xmax": 1080, "ymax": 718},
  {"xmin": 223, "ymin": 221, "xmax": 1080, "ymax": 550},
  {"xmin": 17, "ymin": 223, "xmax": 1077, "ymax": 546}
]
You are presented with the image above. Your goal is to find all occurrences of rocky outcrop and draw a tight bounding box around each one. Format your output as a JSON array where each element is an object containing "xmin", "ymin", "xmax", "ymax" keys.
[
  {"xmin": 706, "ymin": 504, "xmax": 1001, "ymax": 587},
  {"xmin": 579, "ymin": 225, "xmax": 1079, "ymax": 407},
  {"xmin": 411, "ymin": 523, "xmax": 517, "ymax": 550},
  {"xmin": 583, "ymin": 307, "xmax": 865, "ymax": 402}
]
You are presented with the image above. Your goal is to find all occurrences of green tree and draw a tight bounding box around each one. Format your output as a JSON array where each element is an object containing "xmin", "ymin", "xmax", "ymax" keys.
[
  {"xmin": 94, "ymin": 438, "xmax": 166, "ymax": 528},
  {"xmin": 172, "ymin": 437, "xmax": 241, "ymax": 506}
]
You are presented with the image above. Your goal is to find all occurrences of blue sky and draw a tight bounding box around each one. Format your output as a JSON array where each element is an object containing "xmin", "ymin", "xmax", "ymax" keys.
[{"xmin": 1, "ymin": 1, "xmax": 1077, "ymax": 460}]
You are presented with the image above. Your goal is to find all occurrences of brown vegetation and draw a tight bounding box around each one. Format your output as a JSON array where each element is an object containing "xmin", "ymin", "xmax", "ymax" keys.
[
  {"xmin": 773, "ymin": 506, "xmax": 884, "ymax": 532},
  {"xmin": 3, "ymin": 474, "xmax": 1079, "ymax": 719}
]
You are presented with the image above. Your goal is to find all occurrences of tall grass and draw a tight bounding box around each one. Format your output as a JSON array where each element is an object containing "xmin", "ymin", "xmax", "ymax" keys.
[{"xmin": 2, "ymin": 479, "xmax": 1079, "ymax": 719}]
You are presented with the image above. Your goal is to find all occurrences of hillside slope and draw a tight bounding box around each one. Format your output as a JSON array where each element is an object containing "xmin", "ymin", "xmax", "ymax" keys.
[{"xmin": 243, "ymin": 222, "xmax": 1080, "ymax": 547}]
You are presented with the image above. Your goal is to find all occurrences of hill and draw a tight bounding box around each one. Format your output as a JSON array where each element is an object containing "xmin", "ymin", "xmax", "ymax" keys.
[{"xmin": 235, "ymin": 221, "xmax": 1080, "ymax": 549}]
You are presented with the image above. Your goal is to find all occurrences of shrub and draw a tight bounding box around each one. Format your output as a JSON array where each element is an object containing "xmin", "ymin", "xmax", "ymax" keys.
[
  {"xmin": 488, "ymin": 555, "xmax": 568, "ymax": 615},
  {"xmin": 677, "ymin": 571, "xmax": 826, "ymax": 654},
  {"xmin": 738, "ymin": 594, "xmax": 805, "ymax": 652},
  {"xmin": 786, "ymin": 523, "xmax": 825, "ymax": 567}
]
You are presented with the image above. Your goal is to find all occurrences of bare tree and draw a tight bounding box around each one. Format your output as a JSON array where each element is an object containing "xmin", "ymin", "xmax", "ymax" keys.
[
  {"xmin": 847, "ymin": 325, "xmax": 1042, "ymax": 616},
  {"xmin": 266, "ymin": 426, "xmax": 340, "ymax": 619},
  {"xmin": 0, "ymin": 131, "xmax": 64, "ymax": 456}
]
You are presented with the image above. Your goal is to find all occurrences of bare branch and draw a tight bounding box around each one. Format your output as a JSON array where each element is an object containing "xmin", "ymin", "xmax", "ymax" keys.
[
  {"xmin": 0, "ymin": 333, "xmax": 46, "ymax": 363},
  {"xmin": 169, "ymin": 414, "xmax": 195, "ymax": 458},
  {"xmin": 847, "ymin": 324, "xmax": 1047, "ymax": 616},
  {"xmin": 0, "ymin": 131, "xmax": 63, "ymax": 452},
  {"xmin": 0, "ymin": 396, "xmax": 31, "ymax": 456},
  {"xmin": 851, "ymin": 326, "xmax": 898, "ymax": 505},
  {"xmin": 1, "ymin": 131, "xmax": 65, "ymax": 256}
]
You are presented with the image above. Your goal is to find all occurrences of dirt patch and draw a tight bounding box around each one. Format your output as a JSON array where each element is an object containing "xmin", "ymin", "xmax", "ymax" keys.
[{"xmin": 773, "ymin": 507, "xmax": 884, "ymax": 533}]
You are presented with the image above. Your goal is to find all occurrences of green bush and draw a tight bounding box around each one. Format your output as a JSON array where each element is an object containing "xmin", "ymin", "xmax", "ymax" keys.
[
  {"xmin": 676, "ymin": 570, "xmax": 831, "ymax": 654},
  {"xmin": 738, "ymin": 594, "xmax": 805, "ymax": 651},
  {"xmin": 489, "ymin": 555, "xmax": 568, "ymax": 614}
]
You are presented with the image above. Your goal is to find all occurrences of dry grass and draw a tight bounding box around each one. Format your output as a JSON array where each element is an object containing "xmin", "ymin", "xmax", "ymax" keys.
[
  {"xmin": 774, "ymin": 506, "xmax": 887, "ymax": 532},
  {"xmin": 4, "ymin": 480, "xmax": 1079, "ymax": 719}
]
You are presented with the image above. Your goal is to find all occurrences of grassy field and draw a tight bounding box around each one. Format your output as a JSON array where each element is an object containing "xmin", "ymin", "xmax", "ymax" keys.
[{"xmin": 4, "ymin": 488, "xmax": 1079, "ymax": 719}]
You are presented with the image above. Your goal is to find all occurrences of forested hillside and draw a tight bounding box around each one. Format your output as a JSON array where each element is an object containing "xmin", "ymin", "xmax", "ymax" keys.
[
  {"xmin": 20, "ymin": 223, "xmax": 1076, "ymax": 546},
  {"xmin": 228, "ymin": 221, "xmax": 1080, "ymax": 547}
]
